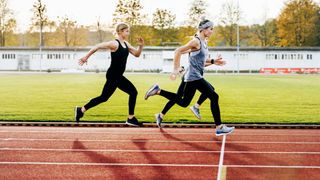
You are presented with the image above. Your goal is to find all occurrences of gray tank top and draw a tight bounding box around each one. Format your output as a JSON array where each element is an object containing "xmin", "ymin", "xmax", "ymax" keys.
[{"xmin": 184, "ymin": 37, "xmax": 209, "ymax": 82}]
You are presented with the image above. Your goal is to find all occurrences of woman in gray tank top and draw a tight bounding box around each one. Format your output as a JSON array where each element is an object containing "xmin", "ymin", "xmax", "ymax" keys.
[{"xmin": 145, "ymin": 19, "xmax": 235, "ymax": 136}]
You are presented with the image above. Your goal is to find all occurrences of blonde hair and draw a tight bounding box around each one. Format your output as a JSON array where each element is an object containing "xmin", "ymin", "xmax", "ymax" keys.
[{"xmin": 116, "ymin": 23, "xmax": 129, "ymax": 33}]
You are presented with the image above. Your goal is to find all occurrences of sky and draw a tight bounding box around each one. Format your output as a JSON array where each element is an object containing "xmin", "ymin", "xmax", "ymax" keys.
[{"xmin": 7, "ymin": 0, "xmax": 318, "ymax": 32}]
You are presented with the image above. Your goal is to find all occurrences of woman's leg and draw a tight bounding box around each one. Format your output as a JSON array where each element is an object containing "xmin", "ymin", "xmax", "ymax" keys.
[
  {"xmin": 196, "ymin": 79, "xmax": 221, "ymax": 125},
  {"xmin": 161, "ymin": 80, "xmax": 186, "ymax": 115},
  {"xmin": 189, "ymin": 83, "xmax": 213, "ymax": 119},
  {"xmin": 83, "ymin": 78, "xmax": 118, "ymax": 111},
  {"xmin": 117, "ymin": 76, "xmax": 138, "ymax": 116},
  {"xmin": 159, "ymin": 81, "xmax": 197, "ymax": 108}
]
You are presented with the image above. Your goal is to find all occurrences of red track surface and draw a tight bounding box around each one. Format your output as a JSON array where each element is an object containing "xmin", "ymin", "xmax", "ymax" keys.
[{"xmin": 0, "ymin": 126, "xmax": 319, "ymax": 180}]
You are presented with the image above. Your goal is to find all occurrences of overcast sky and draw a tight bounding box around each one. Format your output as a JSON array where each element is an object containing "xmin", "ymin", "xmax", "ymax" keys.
[{"xmin": 8, "ymin": 0, "xmax": 319, "ymax": 32}]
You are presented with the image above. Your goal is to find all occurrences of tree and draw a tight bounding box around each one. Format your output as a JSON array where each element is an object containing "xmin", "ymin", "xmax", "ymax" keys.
[
  {"xmin": 250, "ymin": 19, "xmax": 278, "ymax": 47},
  {"xmin": 112, "ymin": 0, "xmax": 146, "ymax": 43},
  {"xmin": 112, "ymin": 0, "xmax": 145, "ymax": 26},
  {"xmin": 71, "ymin": 25, "xmax": 89, "ymax": 46},
  {"xmin": 187, "ymin": 0, "xmax": 208, "ymax": 27},
  {"xmin": 277, "ymin": 0, "xmax": 320, "ymax": 46},
  {"xmin": 96, "ymin": 17, "xmax": 104, "ymax": 43},
  {"xmin": 57, "ymin": 16, "xmax": 77, "ymax": 46},
  {"xmin": 31, "ymin": 0, "xmax": 49, "ymax": 46},
  {"xmin": 152, "ymin": 8, "xmax": 176, "ymax": 45},
  {"xmin": 112, "ymin": 0, "xmax": 127, "ymax": 25},
  {"xmin": 218, "ymin": 0, "xmax": 240, "ymax": 46},
  {"xmin": 317, "ymin": 7, "xmax": 320, "ymax": 46},
  {"xmin": 0, "ymin": 0, "xmax": 16, "ymax": 46}
]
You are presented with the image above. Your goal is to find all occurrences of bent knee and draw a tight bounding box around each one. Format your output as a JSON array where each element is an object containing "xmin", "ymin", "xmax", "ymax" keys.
[
  {"xmin": 180, "ymin": 101, "xmax": 191, "ymax": 108},
  {"xmin": 208, "ymin": 93, "xmax": 219, "ymax": 101},
  {"xmin": 131, "ymin": 89, "xmax": 138, "ymax": 96}
]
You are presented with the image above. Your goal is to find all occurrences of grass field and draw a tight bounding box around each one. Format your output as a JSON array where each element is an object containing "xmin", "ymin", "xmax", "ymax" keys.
[{"xmin": 0, "ymin": 73, "xmax": 319, "ymax": 124}]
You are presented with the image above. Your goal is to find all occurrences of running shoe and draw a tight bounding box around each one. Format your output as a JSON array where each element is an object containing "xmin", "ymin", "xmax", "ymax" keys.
[
  {"xmin": 215, "ymin": 125, "xmax": 235, "ymax": 136},
  {"xmin": 126, "ymin": 117, "xmax": 140, "ymax": 127},
  {"xmin": 190, "ymin": 105, "xmax": 201, "ymax": 120},
  {"xmin": 155, "ymin": 113, "xmax": 163, "ymax": 128},
  {"xmin": 144, "ymin": 84, "xmax": 160, "ymax": 100},
  {"xmin": 74, "ymin": 106, "xmax": 84, "ymax": 123}
]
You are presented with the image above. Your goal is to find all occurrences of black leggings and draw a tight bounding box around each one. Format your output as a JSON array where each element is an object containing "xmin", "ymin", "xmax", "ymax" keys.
[
  {"xmin": 84, "ymin": 76, "xmax": 137, "ymax": 115},
  {"xmin": 159, "ymin": 78, "xmax": 221, "ymax": 125},
  {"xmin": 161, "ymin": 80, "xmax": 207, "ymax": 115}
]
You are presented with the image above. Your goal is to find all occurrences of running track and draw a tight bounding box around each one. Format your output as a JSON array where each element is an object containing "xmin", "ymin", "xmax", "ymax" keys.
[{"xmin": 0, "ymin": 126, "xmax": 319, "ymax": 180}]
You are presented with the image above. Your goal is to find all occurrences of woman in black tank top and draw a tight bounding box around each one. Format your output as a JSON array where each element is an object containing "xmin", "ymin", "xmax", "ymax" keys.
[{"xmin": 75, "ymin": 23, "xmax": 144, "ymax": 126}]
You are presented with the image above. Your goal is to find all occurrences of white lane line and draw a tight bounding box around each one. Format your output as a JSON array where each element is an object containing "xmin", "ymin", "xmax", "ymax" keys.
[
  {"xmin": 0, "ymin": 148, "xmax": 319, "ymax": 154},
  {"xmin": 0, "ymin": 148, "xmax": 217, "ymax": 153},
  {"xmin": 0, "ymin": 162, "xmax": 319, "ymax": 169},
  {"xmin": 1, "ymin": 138, "xmax": 320, "ymax": 144},
  {"xmin": 0, "ymin": 162, "xmax": 218, "ymax": 167},
  {"xmin": 217, "ymin": 135, "xmax": 227, "ymax": 180},
  {"xmin": 224, "ymin": 151, "xmax": 320, "ymax": 154},
  {"xmin": 225, "ymin": 165, "xmax": 320, "ymax": 169}
]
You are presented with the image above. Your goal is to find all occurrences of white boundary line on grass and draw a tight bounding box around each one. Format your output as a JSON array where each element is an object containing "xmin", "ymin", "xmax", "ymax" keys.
[{"xmin": 0, "ymin": 131, "xmax": 212, "ymax": 135}]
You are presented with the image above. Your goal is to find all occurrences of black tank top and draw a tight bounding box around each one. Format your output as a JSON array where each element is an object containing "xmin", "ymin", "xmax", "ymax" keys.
[{"xmin": 107, "ymin": 39, "xmax": 129, "ymax": 77}]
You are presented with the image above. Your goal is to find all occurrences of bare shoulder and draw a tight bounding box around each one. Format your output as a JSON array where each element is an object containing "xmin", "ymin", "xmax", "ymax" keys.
[
  {"xmin": 124, "ymin": 40, "xmax": 133, "ymax": 48},
  {"xmin": 190, "ymin": 37, "xmax": 201, "ymax": 46},
  {"xmin": 187, "ymin": 37, "xmax": 201, "ymax": 49},
  {"xmin": 110, "ymin": 40, "xmax": 119, "ymax": 47},
  {"xmin": 107, "ymin": 40, "xmax": 119, "ymax": 51}
]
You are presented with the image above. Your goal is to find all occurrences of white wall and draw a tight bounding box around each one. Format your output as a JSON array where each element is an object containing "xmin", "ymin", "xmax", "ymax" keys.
[{"xmin": 0, "ymin": 47, "xmax": 319, "ymax": 72}]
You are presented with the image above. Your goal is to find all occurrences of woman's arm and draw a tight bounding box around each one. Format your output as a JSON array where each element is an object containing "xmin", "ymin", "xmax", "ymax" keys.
[
  {"xmin": 78, "ymin": 41, "xmax": 118, "ymax": 66},
  {"xmin": 204, "ymin": 55, "xmax": 226, "ymax": 67},
  {"xmin": 170, "ymin": 38, "xmax": 200, "ymax": 80},
  {"xmin": 126, "ymin": 38, "xmax": 144, "ymax": 57},
  {"xmin": 181, "ymin": 49, "xmax": 192, "ymax": 54}
]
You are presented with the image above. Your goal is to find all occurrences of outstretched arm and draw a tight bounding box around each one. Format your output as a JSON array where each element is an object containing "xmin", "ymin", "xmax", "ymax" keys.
[
  {"xmin": 127, "ymin": 38, "xmax": 144, "ymax": 57},
  {"xmin": 78, "ymin": 41, "xmax": 117, "ymax": 66}
]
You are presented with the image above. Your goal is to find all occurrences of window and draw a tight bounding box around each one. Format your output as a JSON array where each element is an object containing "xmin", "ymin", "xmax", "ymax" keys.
[
  {"xmin": 46, "ymin": 53, "xmax": 72, "ymax": 60},
  {"xmin": 1, "ymin": 53, "xmax": 16, "ymax": 59},
  {"xmin": 234, "ymin": 53, "xmax": 248, "ymax": 60},
  {"xmin": 307, "ymin": 54, "xmax": 313, "ymax": 60}
]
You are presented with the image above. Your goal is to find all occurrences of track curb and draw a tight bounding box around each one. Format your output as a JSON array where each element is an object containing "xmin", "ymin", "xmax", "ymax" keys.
[{"xmin": 0, "ymin": 122, "xmax": 319, "ymax": 129}]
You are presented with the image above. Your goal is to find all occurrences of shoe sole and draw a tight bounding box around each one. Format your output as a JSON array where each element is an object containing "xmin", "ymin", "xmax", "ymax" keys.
[
  {"xmin": 155, "ymin": 114, "xmax": 162, "ymax": 128},
  {"xmin": 215, "ymin": 128, "xmax": 235, "ymax": 136},
  {"xmin": 190, "ymin": 107, "xmax": 201, "ymax": 120},
  {"xmin": 144, "ymin": 93, "xmax": 149, "ymax": 100},
  {"xmin": 126, "ymin": 122, "xmax": 139, "ymax": 127}
]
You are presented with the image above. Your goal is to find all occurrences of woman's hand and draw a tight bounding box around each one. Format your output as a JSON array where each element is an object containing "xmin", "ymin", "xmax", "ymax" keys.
[
  {"xmin": 170, "ymin": 66, "xmax": 185, "ymax": 80},
  {"xmin": 214, "ymin": 55, "xmax": 226, "ymax": 66},
  {"xmin": 137, "ymin": 37, "xmax": 144, "ymax": 46},
  {"xmin": 79, "ymin": 57, "xmax": 88, "ymax": 66},
  {"xmin": 170, "ymin": 72, "xmax": 178, "ymax": 80}
]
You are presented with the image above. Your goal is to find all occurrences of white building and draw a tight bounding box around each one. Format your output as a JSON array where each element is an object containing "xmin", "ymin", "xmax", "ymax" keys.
[{"xmin": 0, "ymin": 47, "xmax": 319, "ymax": 73}]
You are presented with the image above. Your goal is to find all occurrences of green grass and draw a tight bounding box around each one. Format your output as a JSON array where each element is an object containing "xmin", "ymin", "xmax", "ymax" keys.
[{"xmin": 0, "ymin": 73, "xmax": 319, "ymax": 124}]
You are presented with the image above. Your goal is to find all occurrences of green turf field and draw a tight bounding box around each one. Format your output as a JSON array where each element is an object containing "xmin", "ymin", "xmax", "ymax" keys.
[{"xmin": 0, "ymin": 73, "xmax": 319, "ymax": 124}]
